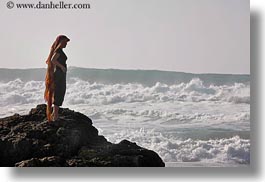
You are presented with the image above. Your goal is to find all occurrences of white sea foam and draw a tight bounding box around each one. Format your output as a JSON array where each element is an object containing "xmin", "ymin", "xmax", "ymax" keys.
[
  {"xmin": 64, "ymin": 77, "xmax": 250, "ymax": 105},
  {"xmin": 0, "ymin": 78, "xmax": 250, "ymax": 126},
  {"xmin": 0, "ymin": 79, "xmax": 44, "ymax": 106},
  {"xmin": 102, "ymin": 128, "xmax": 250, "ymax": 164},
  {"xmin": 0, "ymin": 78, "xmax": 250, "ymax": 124},
  {"xmin": 0, "ymin": 77, "xmax": 250, "ymax": 166},
  {"xmin": 0, "ymin": 78, "xmax": 250, "ymax": 106}
]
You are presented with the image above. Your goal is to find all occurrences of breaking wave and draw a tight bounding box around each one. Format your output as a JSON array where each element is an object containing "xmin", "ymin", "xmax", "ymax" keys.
[
  {"xmin": 104, "ymin": 129, "xmax": 250, "ymax": 164},
  {"xmin": 0, "ymin": 77, "xmax": 250, "ymax": 106}
]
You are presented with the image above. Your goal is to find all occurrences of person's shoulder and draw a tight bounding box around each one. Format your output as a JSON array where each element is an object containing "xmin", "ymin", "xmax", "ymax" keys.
[{"xmin": 55, "ymin": 48, "xmax": 62, "ymax": 54}]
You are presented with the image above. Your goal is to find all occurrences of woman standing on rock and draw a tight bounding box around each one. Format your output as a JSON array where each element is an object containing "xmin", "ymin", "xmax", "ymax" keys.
[{"xmin": 44, "ymin": 35, "xmax": 70, "ymax": 122}]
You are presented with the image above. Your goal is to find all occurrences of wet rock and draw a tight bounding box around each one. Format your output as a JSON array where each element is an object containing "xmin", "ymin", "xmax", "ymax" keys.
[{"xmin": 0, "ymin": 104, "xmax": 165, "ymax": 167}]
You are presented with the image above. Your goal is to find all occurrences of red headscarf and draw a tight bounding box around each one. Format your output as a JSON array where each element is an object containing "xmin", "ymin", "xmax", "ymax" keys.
[{"xmin": 44, "ymin": 35, "xmax": 70, "ymax": 122}]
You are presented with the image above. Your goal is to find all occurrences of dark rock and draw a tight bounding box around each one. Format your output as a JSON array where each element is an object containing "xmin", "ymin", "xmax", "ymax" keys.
[
  {"xmin": 0, "ymin": 104, "xmax": 165, "ymax": 167},
  {"xmin": 15, "ymin": 156, "xmax": 65, "ymax": 167}
]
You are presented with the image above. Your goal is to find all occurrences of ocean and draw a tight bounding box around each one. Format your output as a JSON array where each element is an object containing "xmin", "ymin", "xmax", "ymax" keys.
[{"xmin": 0, "ymin": 67, "xmax": 250, "ymax": 167}]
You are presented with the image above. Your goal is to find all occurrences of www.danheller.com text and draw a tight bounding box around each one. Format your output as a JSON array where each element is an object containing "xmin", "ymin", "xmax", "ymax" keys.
[{"xmin": 11, "ymin": 1, "xmax": 91, "ymax": 9}]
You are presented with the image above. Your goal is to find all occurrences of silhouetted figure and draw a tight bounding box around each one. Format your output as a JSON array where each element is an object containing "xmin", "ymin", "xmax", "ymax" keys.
[{"xmin": 44, "ymin": 35, "xmax": 70, "ymax": 122}]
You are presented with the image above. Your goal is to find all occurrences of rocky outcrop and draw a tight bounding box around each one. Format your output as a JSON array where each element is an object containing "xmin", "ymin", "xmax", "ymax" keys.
[{"xmin": 0, "ymin": 104, "xmax": 165, "ymax": 167}]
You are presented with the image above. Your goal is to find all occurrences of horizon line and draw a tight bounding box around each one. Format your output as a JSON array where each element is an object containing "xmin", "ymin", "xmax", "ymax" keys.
[{"xmin": 0, "ymin": 66, "xmax": 250, "ymax": 76}]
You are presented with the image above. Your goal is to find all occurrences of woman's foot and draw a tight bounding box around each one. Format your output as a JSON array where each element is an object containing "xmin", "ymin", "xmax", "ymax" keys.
[
  {"xmin": 51, "ymin": 112, "xmax": 58, "ymax": 121},
  {"xmin": 53, "ymin": 105, "xmax": 59, "ymax": 121},
  {"xmin": 51, "ymin": 112, "xmax": 54, "ymax": 121},
  {"xmin": 52, "ymin": 113, "xmax": 59, "ymax": 121}
]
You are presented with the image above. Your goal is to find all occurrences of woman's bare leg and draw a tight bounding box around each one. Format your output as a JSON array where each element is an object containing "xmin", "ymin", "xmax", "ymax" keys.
[{"xmin": 53, "ymin": 105, "xmax": 59, "ymax": 121}]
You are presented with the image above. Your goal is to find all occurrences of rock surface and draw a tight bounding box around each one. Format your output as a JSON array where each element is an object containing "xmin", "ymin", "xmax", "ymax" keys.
[{"xmin": 0, "ymin": 104, "xmax": 165, "ymax": 167}]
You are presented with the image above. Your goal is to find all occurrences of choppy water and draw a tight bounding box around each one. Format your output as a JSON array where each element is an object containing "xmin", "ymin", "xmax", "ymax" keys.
[{"xmin": 0, "ymin": 68, "xmax": 250, "ymax": 166}]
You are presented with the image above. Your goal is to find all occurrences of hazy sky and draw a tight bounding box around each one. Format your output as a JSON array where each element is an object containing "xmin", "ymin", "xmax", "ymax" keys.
[{"xmin": 0, "ymin": 0, "xmax": 249, "ymax": 74}]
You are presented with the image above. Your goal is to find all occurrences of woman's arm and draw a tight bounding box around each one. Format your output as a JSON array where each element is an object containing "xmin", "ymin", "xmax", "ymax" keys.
[{"xmin": 51, "ymin": 53, "xmax": 66, "ymax": 72}]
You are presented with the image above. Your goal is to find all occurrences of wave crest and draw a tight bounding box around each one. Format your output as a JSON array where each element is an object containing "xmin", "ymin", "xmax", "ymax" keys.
[
  {"xmin": 0, "ymin": 78, "xmax": 250, "ymax": 106},
  {"xmin": 104, "ymin": 129, "xmax": 250, "ymax": 164},
  {"xmin": 66, "ymin": 78, "xmax": 250, "ymax": 105}
]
